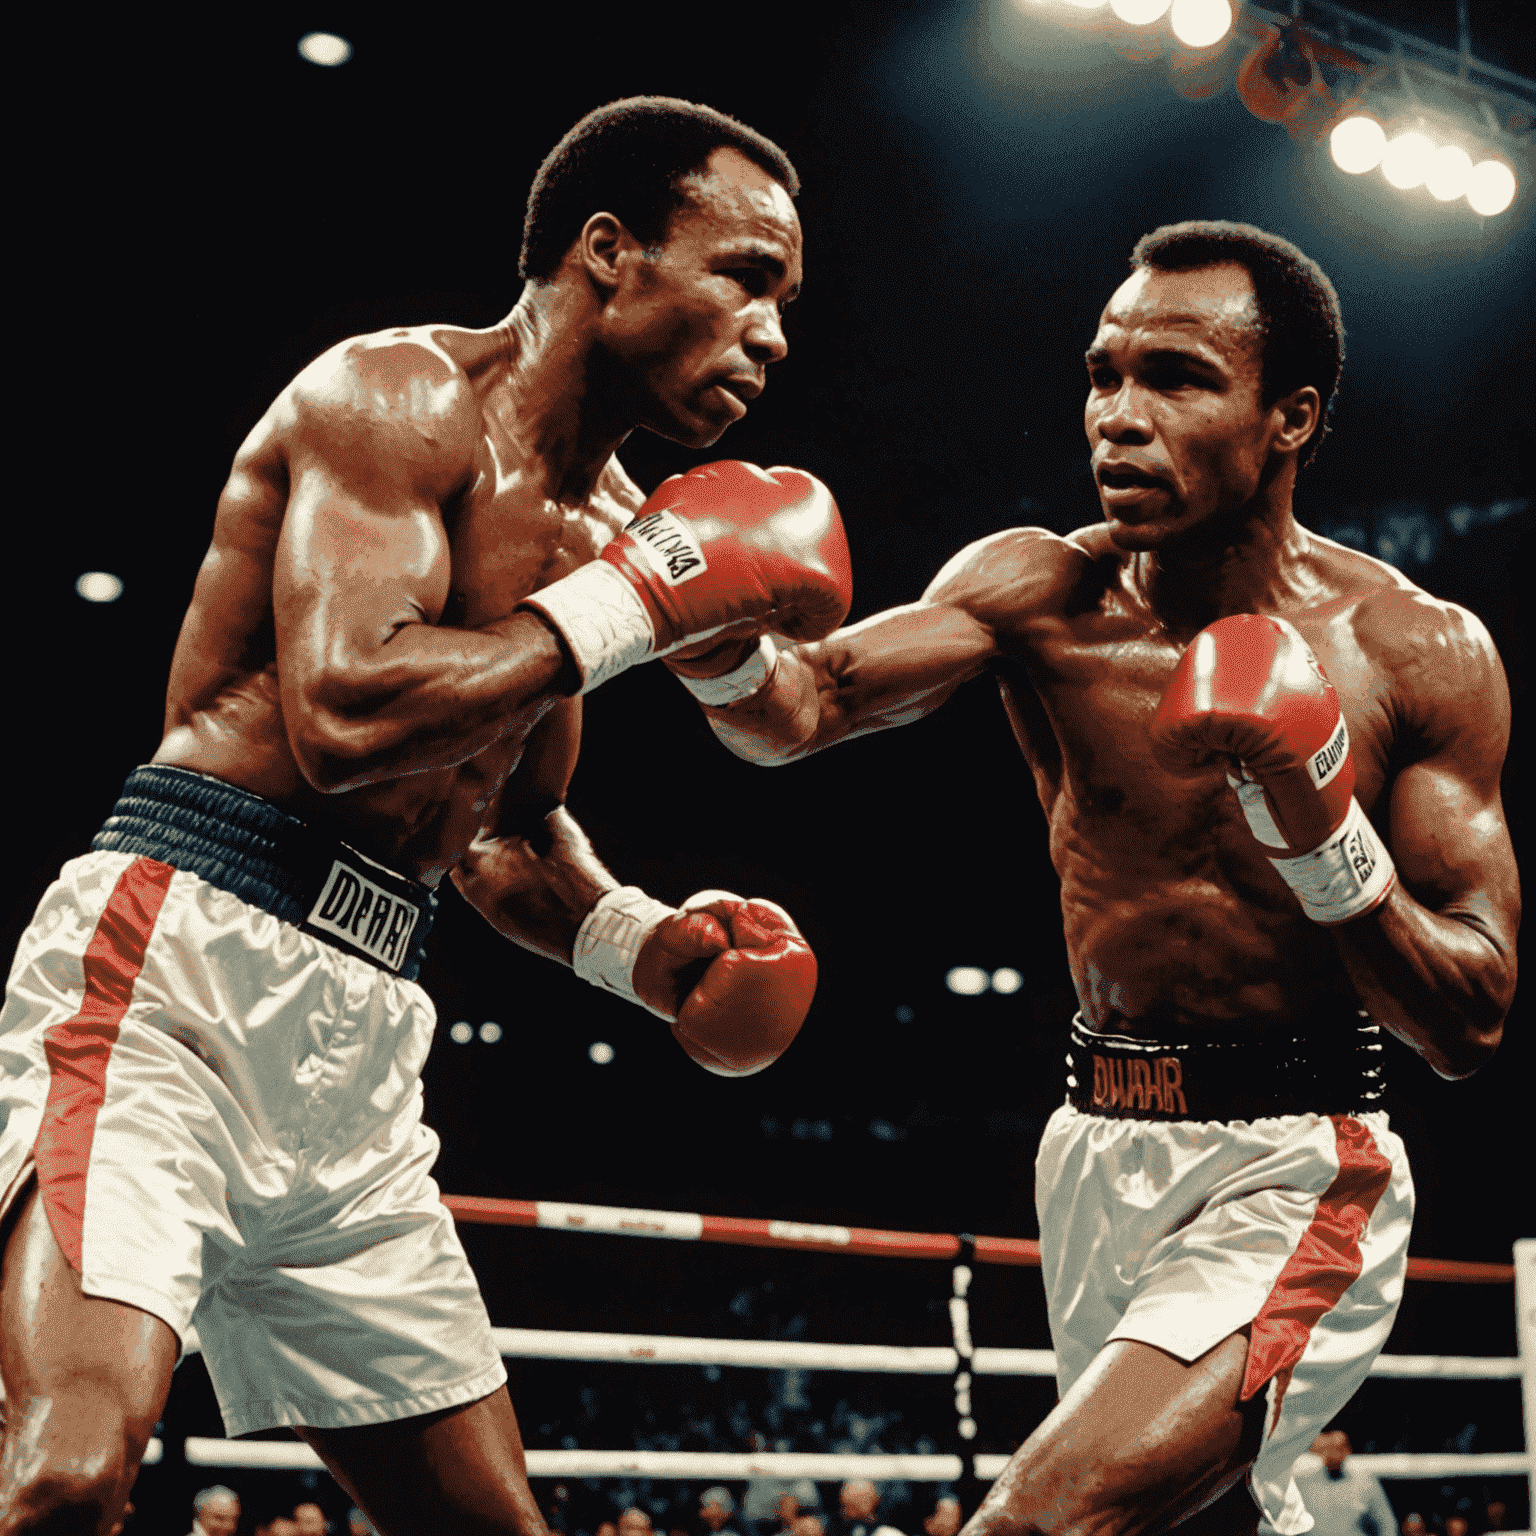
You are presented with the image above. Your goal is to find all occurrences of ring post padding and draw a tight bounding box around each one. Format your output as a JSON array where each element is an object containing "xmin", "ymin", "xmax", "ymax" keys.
[{"xmin": 1516, "ymin": 1238, "xmax": 1536, "ymax": 1507}]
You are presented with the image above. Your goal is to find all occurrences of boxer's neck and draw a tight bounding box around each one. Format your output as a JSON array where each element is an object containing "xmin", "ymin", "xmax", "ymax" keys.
[
  {"xmin": 1131, "ymin": 500, "xmax": 1314, "ymax": 635},
  {"xmin": 492, "ymin": 284, "xmax": 635, "ymax": 504}
]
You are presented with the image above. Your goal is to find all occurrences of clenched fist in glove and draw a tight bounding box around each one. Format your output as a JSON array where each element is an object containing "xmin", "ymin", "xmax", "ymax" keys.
[
  {"xmin": 572, "ymin": 887, "xmax": 816, "ymax": 1075},
  {"xmin": 521, "ymin": 461, "xmax": 851, "ymax": 695},
  {"xmin": 1151, "ymin": 612, "xmax": 1397, "ymax": 925}
]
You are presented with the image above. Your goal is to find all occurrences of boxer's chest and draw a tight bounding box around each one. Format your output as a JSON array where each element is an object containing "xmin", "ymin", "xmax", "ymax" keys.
[
  {"xmin": 438, "ymin": 420, "xmax": 638, "ymax": 630},
  {"xmin": 1009, "ymin": 601, "xmax": 1396, "ymax": 820}
]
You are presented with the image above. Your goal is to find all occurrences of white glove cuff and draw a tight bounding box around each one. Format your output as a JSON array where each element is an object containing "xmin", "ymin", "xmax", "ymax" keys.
[
  {"xmin": 677, "ymin": 635, "xmax": 780, "ymax": 708},
  {"xmin": 572, "ymin": 886, "xmax": 678, "ymax": 1019},
  {"xmin": 1268, "ymin": 796, "xmax": 1397, "ymax": 925},
  {"xmin": 522, "ymin": 562, "xmax": 656, "ymax": 694}
]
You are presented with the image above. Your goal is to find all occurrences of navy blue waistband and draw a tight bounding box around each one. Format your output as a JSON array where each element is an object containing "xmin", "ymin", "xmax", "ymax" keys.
[
  {"xmin": 1066, "ymin": 1013, "xmax": 1385, "ymax": 1122},
  {"xmin": 91, "ymin": 765, "xmax": 436, "ymax": 980}
]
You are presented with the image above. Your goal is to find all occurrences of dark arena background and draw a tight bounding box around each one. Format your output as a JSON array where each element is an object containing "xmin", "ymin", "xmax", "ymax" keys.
[{"xmin": 11, "ymin": 1, "xmax": 1532, "ymax": 1532}]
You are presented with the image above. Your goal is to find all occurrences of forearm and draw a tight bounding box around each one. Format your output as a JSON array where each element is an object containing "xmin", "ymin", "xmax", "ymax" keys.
[
  {"xmin": 452, "ymin": 806, "xmax": 615, "ymax": 963},
  {"xmin": 297, "ymin": 613, "xmax": 575, "ymax": 791},
  {"xmin": 1335, "ymin": 883, "xmax": 1515, "ymax": 1078}
]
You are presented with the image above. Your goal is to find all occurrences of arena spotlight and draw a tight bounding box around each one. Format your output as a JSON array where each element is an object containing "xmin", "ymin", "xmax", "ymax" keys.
[
  {"xmin": 991, "ymin": 967, "xmax": 1025, "ymax": 994},
  {"xmin": 75, "ymin": 571, "xmax": 124, "ymax": 603},
  {"xmin": 945, "ymin": 966, "xmax": 991, "ymax": 996},
  {"xmin": 1329, "ymin": 114, "xmax": 1387, "ymax": 173},
  {"xmin": 1110, "ymin": 0, "xmax": 1172, "ymax": 23},
  {"xmin": 479, "ymin": 1021, "xmax": 503, "ymax": 1044},
  {"xmin": 1381, "ymin": 129, "xmax": 1436, "ymax": 189},
  {"xmin": 588, "ymin": 1040, "xmax": 615, "ymax": 1065},
  {"xmin": 1169, "ymin": 0, "xmax": 1232, "ymax": 50},
  {"xmin": 298, "ymin": 32, "xmax": 352, "ymax": 66},
  {"xmin": 1467, "ymin": 158, "xmax": 1517, "ymax": 215},
  {"xmin": 449, "ymin": 1021, "xmax": 473, "ymax": 1044},
  {"xmin": 1424, "ymin": 144, "xmax": 1475, "ymax": 201}
]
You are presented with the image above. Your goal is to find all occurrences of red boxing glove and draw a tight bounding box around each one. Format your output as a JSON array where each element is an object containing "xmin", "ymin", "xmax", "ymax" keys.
[
  {"xmin": 571, "ymin": 887, "xmax": 816, "ymax": 1075},
  {"xmin": 666, "ymin": 892, "xmax": 817, "ymax": 1077},
  {"xmin": 522, "ymin": 463, "xmax": 851, "ymax": 694},
  {"xmin": 1151, "ymin": 613, "xmax": 1396, "ymax": 925}
]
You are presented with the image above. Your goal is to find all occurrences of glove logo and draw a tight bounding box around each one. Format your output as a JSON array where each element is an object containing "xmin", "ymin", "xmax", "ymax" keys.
[
  {"xmin": 1344, "ymin": 823, "xmax": 1377, "ymax": 887},
  {"xmin": 1309, "ymin": 717, "xmax": 1350, "ymax": 790},
  {"xmin": 627, "ymin": 510, "xmax": 708, "ymax": 586}
]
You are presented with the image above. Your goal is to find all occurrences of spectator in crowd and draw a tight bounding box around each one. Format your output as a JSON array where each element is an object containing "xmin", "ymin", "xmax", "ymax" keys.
[
  {"xmin": 700, "ymin": 1486, "xmax": 742, "ymax": 1536},
  {"xmin": 598, "ymin": 1521, "xmax": 619, "ymax": 1536},
  {"xmin": 1400, "ymin": 1515, "xmax": 1428, "ymax": 1536},
  {"xmin": 347, "ymin": 1508, "xmax": 378, "ymax": 1536},
  {"xmin": 837, "ymin": 1479, "xmax": 904, "ymax": 1536},
  {"xmin": 293, "ymin": 1501, "xmax": 329, "ymax": 1535},
  {"xmin": 1446, "ymin": 1519, "xmax": 1469, "ymax": 1536},
  {"xmin": 923, "ymin": 1496, "xmax": 962, "ymax": 1536},
  {"xmin": 621, "ymin": 1507, "xmax": 657, "ymax": 1536},
  {"xmin": 1483, "ymin": 1500, "xmax": 1510, "ymax": 1532},
  {"xmin": 792, "ymin": 1516, "xmax": 826, "ymax": 1536},
  {"xmin": 190, "ymin": 1484, "xmax": 241, "ymax": 1536},
  {"xmin": 1294, "ymin": 1431, "xmax": 1399, "ymax": 1536}
]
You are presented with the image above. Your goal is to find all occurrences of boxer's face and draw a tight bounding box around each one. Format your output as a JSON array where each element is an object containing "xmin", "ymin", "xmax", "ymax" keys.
[
  {"xmin": 603, "ymin": 147, "xmax": 802, "ymax": 448},
  {"xmin": 1085, "ymin": 263, "xmax": 1281, "ymax": 552}
]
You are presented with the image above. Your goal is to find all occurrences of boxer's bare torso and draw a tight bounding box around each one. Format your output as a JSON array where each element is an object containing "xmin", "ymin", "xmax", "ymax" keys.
[
  {"xmin": 155, "ymin": 320, "xmax": 641, "ymax": 886},
  {"xmin": 921, "ymin": 523, "xmax": 1500, "ymax": 1034},
  {"xmin": 703, "ymin": 259, "xmax": 1515, "ymax": 1067}
]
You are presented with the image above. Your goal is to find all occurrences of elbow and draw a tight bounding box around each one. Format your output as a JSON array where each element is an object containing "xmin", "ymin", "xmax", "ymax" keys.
[
  {"xmin": 289, "ymin": 705, "xmax": 379, "ymax": 795},
  {"xmin": 1428, "ymin": 1004, "xmax": 1508, "ymax": 1081}
]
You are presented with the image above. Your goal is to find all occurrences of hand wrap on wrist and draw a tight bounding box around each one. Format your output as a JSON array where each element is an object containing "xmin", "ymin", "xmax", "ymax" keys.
[
  {"xmin": 676, "ymin": 636, "xmax": 780, "ymax": 707},
  {"xmin": 1268, "ymin": 796, "xmax": 1397, "ymax": 925},
  {"xmin": 572, "ymin": 886, "xmax": 677, "ymax": 1017}
]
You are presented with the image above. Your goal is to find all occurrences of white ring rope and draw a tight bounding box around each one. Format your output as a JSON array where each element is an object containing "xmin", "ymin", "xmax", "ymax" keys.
[{"xmin": 177, "ymin": 1242, "xmax": 1536, "ymax": 1488}]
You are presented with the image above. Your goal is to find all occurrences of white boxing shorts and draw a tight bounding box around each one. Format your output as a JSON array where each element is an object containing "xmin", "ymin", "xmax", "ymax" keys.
[
  {"xmin": 0, "ymin": 765, "xmax": 506, "ymax": 1436},
  {"xmin": 1037, "ymin": 1018, "xmax": 1414, "ymax": 1536}
]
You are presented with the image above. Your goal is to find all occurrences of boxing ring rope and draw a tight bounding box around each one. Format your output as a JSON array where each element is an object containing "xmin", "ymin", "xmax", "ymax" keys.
[{"xmin": 169, "ymin": 1201, "xmax": 1534, "ymax": 1501}]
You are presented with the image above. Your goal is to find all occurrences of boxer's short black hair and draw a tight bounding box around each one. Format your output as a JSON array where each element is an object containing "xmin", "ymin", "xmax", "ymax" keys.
[
  {"xmin": 1131, "ymin": 220, "xmax": 1345, "ymax": 468},
  {"xmin": 521, "ymin": 97, "xmax": 799, "ymax": 282}
]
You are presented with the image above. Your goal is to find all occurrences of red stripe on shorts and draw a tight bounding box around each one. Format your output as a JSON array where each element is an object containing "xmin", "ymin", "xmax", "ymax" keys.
[
  {"xmin": 1240, "ymin": 1113, "xmax": 1393, "ymax": 1403},
  {"xmin": 33, "ymin": 857, "xmax": 175, "ymax": 1271}
]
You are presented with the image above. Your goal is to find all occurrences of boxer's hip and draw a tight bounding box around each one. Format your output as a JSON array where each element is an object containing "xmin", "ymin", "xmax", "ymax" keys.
[{"xmin": 2, "ymin": 765, "xmax": 441, "ymax": 1175}]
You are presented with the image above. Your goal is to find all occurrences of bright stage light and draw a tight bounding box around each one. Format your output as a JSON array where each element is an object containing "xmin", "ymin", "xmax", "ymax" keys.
[
  {"xmin": 1424, "ymin": 144, "xmax": 1474, "ymax": 202},
  {"xmin": 991, "ymin": 967, "xmax": 1025, "ymax": 994},
  {"xmin": 1329, "ymin": 115, "xmax": 1386, "ymax": 175},
  {"xmin": 588, "ymin": 1041, "xmax": 615, "ymax": 1065},
  {"xmin": 449, "ymin": 1021, "xmax": 473, "ymax": 1044},
  {"xmin": 76, "ymin": 571, "xmax": 124, "ymax": 602},
  {"xmin": 1381, "ymin": 130, "xmax": 1436, "ymax": 189},
  {"xmin": 1111, "ymin": 0, "xmax": 1173, "ymax": 23},
  {"xmin": 1467, "ymin": 158, "xmax": 1517, "ymax": 216},
  {"xmin": 1170, "ymin": 0, "xmax": 1232, "ymax": 49},
  {"xmin": 946, "ymin": 966, "xmax": 991, "ymax": 996},
  {"xmin": 298, "ymin": 32, "xmax": 353, "ymax": 66}
]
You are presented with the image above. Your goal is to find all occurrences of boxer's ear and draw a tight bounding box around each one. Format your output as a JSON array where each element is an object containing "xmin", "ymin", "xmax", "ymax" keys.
[{"xmin": 577, "ymin": 212, "xmax": 632, "ymax": 295}]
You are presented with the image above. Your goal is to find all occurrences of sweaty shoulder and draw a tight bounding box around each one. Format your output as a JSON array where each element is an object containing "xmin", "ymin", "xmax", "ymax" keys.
[
  {"xmin": 276, "ymin": 324, "xmax": 485, "ymax": 503},
  {"xmin": 921, "ymin": 526, "xmax": 1097, "ymax": 634},
  {"xmin": 1313, "ymin": 535, "xmax": 1509, "ymax": 773}
]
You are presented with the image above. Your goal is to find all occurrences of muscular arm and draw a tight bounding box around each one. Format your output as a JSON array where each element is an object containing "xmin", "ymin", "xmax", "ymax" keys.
[
  {"xmin": 1337, "ymin": 605, "xmax": 1519, "ymax": 1078},
  {"xmin": 449, "ymin": 698, "xmax": 616, "ymax": 962},
  {"xmin": 273, "ymin": 337, "xmax": 573, "ymax": 793},
  {"xmin": 698, "ymin": 528, "xmax": 1070, "ymax": 763}
]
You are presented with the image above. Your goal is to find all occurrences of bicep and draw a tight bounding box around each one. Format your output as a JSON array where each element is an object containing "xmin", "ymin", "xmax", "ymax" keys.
[
  {"xmin": 1384, "ymin": 655, "xmax": 1519, "ymax": 947},
  {"xmin": 272, "ymin": 400, "xmax": 466, "ymax": 697}
]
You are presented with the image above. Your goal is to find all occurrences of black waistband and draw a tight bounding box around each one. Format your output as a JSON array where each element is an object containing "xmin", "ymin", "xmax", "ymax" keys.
[
  {"xmin": 1066, "ymin": 1013, "xmax": 1385, "ymax": 1122},
  {"xmin": 91, "ymin": 765, "xmax": 437, "ymax": 980}
]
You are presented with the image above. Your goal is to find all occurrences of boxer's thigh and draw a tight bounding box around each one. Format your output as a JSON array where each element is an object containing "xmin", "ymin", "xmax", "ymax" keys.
[
  {"xmin": 0, "ymin": 1181, "xmax": 179, "ymax": 1516},
  {"xmin": 298, "ymin": 1387, "xmax": 546, "ymax": 1536},
  {"xmin": 966, "ymin": 1331, "xmax": 1265, "ymax": 1536}
]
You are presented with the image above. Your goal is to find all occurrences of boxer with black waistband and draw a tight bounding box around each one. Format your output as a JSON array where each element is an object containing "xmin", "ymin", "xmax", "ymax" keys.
[
  {"xmin": 0, "ymin": 98, "xmax": 850, "ymax": 1536},
  {"xmin": 676, "ymin": 222, "xmax": 1518, "ymax": 1534}
]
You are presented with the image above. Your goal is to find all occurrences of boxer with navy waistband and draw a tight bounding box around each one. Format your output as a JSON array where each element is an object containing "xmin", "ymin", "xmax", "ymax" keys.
[
  {"xmin": 0, "ymin": 98, "xmax": 848, "ymax": 1535},
  {"xmin": 678, "ymin": 222, "xmax": 1517, "ymax": 1534}
]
